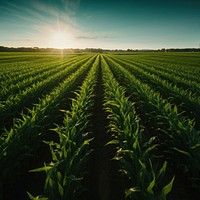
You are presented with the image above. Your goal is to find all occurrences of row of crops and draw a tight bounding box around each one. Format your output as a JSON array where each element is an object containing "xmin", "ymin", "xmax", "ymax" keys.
[{"xmin": 0, "ymin": 52, "xmax": 199, "ymax": 200}]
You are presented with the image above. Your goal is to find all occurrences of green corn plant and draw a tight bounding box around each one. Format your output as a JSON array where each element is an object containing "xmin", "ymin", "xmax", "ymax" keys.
[
  {"xmin": 102, "ymin": 56, "xmax": 174, "ymax": 200},
  {"xmin": 0, "ymin": 55, "xmax": 93, "ymax": 128},
  {"xmin": 104, "ymin": 55, "xmax": 200, "ymax": 189},
  {"xmin": 0, "ymin": 56, "xmax": 96, "ymax": 184},
  {"xmin": 27, "ymin": 56, "xmax": 99, "ymax": 200},
  {"xmin": 109, "ymin": 55, "xmax": 200, "ymax": 96},
  {"xmin": 0, "ymin": 54, "xmax": 88, "ymax": 100},
  {"xmin": 107, "ymin": 56, "xmax": 200, "ymax": 126}
]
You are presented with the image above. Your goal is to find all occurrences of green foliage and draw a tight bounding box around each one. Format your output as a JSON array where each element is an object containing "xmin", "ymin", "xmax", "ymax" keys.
[
  {"xmin": 109, "ymin": 55, "xmax": 200, "ymax": 125},
  {"xmin": 28, "ymin": 56, "xmax": 99, "ymax": 199},
  {"xmin": 102, "ymin": 56, "xmax": 174, "ymax": 200},
  {"xmin": 1, "ymin": 52, "xmax": 200, "ymax": 198},
  {"xmin": 104, "ymin": 55, "xmax": 200, "ymax": 189},
  {"xmin": 0, "ymin": 55, "xmax": 96, "ymax": 182}
]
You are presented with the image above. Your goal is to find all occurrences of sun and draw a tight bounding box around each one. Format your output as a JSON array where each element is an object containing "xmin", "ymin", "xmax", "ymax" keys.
[{"xmin": 51, "ymin": 31, "xmax": 68, "ymax": 49}]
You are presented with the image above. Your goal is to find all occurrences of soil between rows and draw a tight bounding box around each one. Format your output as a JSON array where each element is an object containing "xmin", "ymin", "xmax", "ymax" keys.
[{"xmin": 81, "ymin": 57, "xmax": 124, "ymax": 200}]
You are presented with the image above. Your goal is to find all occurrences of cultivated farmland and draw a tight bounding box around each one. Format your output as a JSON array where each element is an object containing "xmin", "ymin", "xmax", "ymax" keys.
[{"xmin": 0, "ymin": 52, "xmax": 200, "ymax": 200}]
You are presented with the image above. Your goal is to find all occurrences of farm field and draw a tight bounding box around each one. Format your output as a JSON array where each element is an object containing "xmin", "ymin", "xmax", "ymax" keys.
[{"xmin": 0, "ymin": 52, "xmax": 200, "ymax": 200}]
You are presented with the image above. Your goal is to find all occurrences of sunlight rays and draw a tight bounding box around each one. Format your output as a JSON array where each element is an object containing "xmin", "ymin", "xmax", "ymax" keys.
[{"xmin": 50, "ymin": 30, "xmax": 69, "ymax": 49}]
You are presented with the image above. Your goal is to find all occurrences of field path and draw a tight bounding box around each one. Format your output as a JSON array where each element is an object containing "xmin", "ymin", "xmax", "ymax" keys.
[{"xmin": 84, "ymin": 56, "xmax": 124, "ymax": 200}]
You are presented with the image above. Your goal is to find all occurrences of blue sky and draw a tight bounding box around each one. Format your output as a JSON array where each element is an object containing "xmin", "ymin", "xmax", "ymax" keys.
[{"xmin": 0, "ymin": 0, "xmax": 200, "ymax": 49}]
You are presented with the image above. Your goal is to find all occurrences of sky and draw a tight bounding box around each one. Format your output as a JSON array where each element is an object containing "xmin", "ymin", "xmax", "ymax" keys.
[{"xmin": 0, "ymin": 0, "xmax": 200, "ymax": 49}]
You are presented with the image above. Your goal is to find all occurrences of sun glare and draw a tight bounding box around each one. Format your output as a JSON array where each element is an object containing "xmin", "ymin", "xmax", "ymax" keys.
[{"xmin": 51, "ymin": 31, "xmax": 68, "ymax": 49}]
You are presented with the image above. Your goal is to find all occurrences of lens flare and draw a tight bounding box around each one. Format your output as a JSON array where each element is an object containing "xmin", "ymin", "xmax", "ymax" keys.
[{"xmin": 50, "ymin": 31, "xmax": 68, "ymax": 49}]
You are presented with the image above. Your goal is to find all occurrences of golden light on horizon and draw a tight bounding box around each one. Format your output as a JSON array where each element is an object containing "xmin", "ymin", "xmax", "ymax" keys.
[{"xmin": 50, "ymin": 31, "xmax": 69, "ymax": 49}]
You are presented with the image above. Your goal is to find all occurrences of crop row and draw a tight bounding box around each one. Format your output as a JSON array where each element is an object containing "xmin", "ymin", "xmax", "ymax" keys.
[
  {"xmin": 114, "ymin": 54, "xmax": 200, "ymax": 84},
  {"xmin": 127, "ymin": 53, "xmax": 200, "ymax": 75},
  {"xmin": 104, "ymin": 55, "xmax": 200, "ymax": 190},
  {"xmin": 0, "ymin": 56, "xmax": 93, "ymax": 131},
  {"xmin": 102, "ymin": 56, "xmax": 174, "ymax": 199},
  {"xmin": 0, "ymin": 55, "xmax": 67, "ymax": 83},
  {"xmin": 28, "ymin": 55, "xmax": 99, "ymax": 200},
  {"xmin": 111, "ymin": 55, "xmax": 200, "ymax": 94},
  {"xmin": 106, "ymin": 56, "xmax": 200, "ymax": 128},
  {"xmin": 0, "ymin": 53, "xmax": 199, "ymax": 199},
  {"xmin": 0, "ymin": 54, "xmax": 90, "ymax": 101},
  {"xmin": 0, "ymin": 55, "xmax": 96, "ymax": 196}
]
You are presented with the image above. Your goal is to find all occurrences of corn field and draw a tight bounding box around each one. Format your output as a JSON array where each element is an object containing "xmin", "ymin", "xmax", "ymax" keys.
[{"xmin": 0, "ymin": 52, "xmax": 200, "ymax": 200}]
